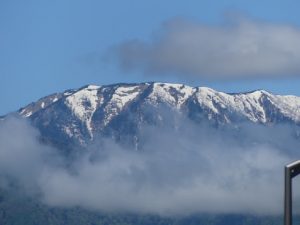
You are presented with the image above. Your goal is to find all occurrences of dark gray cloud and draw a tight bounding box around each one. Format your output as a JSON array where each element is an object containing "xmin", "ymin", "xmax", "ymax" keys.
[
  {"xmin": 110, "ymin": 17, "xmax": 300, "ymax": 79},
  {"xmin": 0, "ymin": 116, "xmax": 300, "ymax": 216}
]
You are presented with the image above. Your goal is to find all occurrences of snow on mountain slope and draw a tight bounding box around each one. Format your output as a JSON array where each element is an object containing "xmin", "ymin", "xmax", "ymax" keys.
[
  {"xmin": 15, "ymin": 82, "xmax": 300, "ymax": 148},
  {"xmin": 19, "ymin": 92, "xmax": 66, "ymax": 117},
  {"xmin": 103, "ymin": 85, "xmax": 142, "ymax": 126},
  {"xmin": 65, "ymin": 85, "xmax": 100, "ymax": 137},
  {"xmin": 267, "ymin": 93, "xmax": 300, "ymax": 122},
  {"xmin": 147, "ymin": 83, "xmax": 194, "ymax": 108},
  {"xmin": 195, "ymin": 88, "xmax": 268, "ymax": 123}
]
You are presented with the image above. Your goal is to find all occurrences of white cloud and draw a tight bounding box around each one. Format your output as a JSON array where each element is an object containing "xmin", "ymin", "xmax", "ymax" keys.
[
  {"xmin": 111, "ymin": 17, "xmax": 300, "ymax": 79},
  {"xmin": 1, "ymin": 116, "xmax": 299, "ymax": 216}
]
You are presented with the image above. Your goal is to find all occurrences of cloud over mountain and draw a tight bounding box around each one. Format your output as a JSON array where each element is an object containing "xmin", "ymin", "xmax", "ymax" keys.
[
  {"xmin": 1, "ymin": 115, "xmax": 299, "ymax": 216},
  {"xmin": 111, "ymin": 17, "xmax": 300, "ymax": 79}
]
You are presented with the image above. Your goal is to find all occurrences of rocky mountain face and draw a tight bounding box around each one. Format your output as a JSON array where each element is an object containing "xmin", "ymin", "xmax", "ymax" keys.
[{"xmin": 16, "ymin": 82, "xmax": 300, "ymax": 150}]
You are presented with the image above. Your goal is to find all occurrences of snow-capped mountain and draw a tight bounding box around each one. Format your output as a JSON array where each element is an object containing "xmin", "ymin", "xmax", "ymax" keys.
[{"xmin": 16, "ymin": 82, "xmax": 300, "ymax": 150}]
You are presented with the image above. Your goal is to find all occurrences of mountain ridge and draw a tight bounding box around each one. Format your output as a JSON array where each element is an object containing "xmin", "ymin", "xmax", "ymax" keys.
[
  {"xmin": 17, "ymin": 82, "xmax": 300, "ymax": 119},
  {"xmin": 6, "ymin": 82, "xmax": 300, "ymax": 149}
]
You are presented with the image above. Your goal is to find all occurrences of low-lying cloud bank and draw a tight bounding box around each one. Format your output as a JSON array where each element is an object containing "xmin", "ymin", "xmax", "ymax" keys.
[
  {"xmin": 0, "ymin": 116, "xmax": 300, "ymax": 216},
  {"xmin": 110, "ymin": 17, "xmax": 300, "ymax": 79}
]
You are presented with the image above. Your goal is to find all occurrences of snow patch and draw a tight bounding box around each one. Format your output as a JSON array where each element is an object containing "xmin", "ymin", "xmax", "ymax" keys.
[
  {"xmin": 103, "ymin": 86, "xmax": 141, "ymax": 125},
  {"xmin": 24, "ymin": 111, "xmax": 32, "ymax": 117},
  {"xmin": 149, "ymin": 83, "xmax": 195, "ymax": 108},
  {"xmin": 86, "ymin": 85, "xmax": 100, "ymax": 90},
  {"xmin": 63, "ymin": 126, "xmax": 74, "ymax": 138},
  {"xmin": 20, "ymin": 108, "xmax": 26, "ymax": 114},
  {"xmin": 65, "ymin": 88, "xmax": 101, "ymax": 138},
  {"xmin": 196, "ymin": 88, "xmax": 268, "ymax": 122},
  {"xmin": 269, "ymin": 94, "xmax": 300, "ymax": 122},
  {"xmin": 196, "ymin": 87, "xmax": 220, "ymax": 114},
  {"xmin": 114, "ymin": 86, "xmax": 140, "ymax": 107},
  {"xmin": 64, "ymin": 91, "xmax": 74, "ymax": 96}
]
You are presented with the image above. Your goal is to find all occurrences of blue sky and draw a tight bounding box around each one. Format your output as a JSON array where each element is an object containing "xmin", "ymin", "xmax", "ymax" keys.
[{"xmin": 1, "ymin": 0, "xmax": 300, "ymax": 115}]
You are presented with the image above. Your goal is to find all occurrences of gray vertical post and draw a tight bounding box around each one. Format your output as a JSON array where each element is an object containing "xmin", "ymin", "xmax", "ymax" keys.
[
  {"xmin": 285, "ymin": 160, "xmax": 300, "ymax": 225},
  {"xmin": 285, "ymin": 165, "xmax": 292, "ymax": 225}
]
